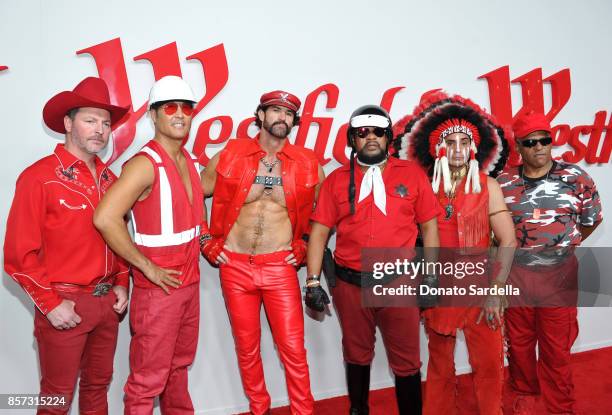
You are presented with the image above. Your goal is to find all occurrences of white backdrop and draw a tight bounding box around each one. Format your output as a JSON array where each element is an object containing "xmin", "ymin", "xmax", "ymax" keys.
[{"xmin": 1, "ymin": 1, "xmax": 611, "ymax": 414}]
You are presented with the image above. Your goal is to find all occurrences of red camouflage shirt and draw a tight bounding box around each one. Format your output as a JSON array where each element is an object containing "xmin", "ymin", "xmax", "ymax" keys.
[
  {"xmin": 497, "ymin": 161, "xmax": 602, "ymax": 249},
  {"xmin": 4, "ymin": 144, "xmax": 129, "ymax": 315}
]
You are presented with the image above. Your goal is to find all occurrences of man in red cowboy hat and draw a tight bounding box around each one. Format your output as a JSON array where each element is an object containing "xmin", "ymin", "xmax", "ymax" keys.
[
  {"xmin": 94, "ymin": 75, "xmax": 202, "ymax": 414},
  {"xmin": 497, "ymin": 111, "xmax": 603, "ymax": 415},
  {"xmin": 4, "ymin": 76, "xmax": 130, "ymax": 414},
  {"xmin": 307, "ymin": 104, "xmax": 441, "ymax": 414},
  {"xmin": 199, "ymin": 90, "xmax": 324, "ymax": 414},
  {"xmin": 395, "ymin": 91, "xmax": 517, "ymax": 415}
]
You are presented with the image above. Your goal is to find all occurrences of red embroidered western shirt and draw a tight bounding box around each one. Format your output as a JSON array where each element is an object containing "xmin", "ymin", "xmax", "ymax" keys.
[{"xmin": 4, "ymin": 144, "xmax": 129, "ymax": 315}]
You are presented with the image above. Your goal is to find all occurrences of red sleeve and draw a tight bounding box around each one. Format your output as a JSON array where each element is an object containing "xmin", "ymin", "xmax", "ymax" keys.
[
  {"xmin": 114, "ymin": 257, "xmax": 130, "ymax": 288},
  {"xmin": 413, "ymin": 166, "xmax": 441, "ymax": 224},
  {"xmin": 311, "ymin": 174, "xmax": 338, "ymax": 228},
  {"xmin": 3, "ymin": 170, "xmax": 62, "ymax": 315},
  {"xmin": 100, "ymin": 169, "xmax": 131, "ymax": 289}
]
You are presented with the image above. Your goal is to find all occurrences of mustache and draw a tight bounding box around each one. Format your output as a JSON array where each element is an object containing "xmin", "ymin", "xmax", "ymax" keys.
[{"xmin": 272, "ymin": 121, "xmax": 289, "ymax": 129}]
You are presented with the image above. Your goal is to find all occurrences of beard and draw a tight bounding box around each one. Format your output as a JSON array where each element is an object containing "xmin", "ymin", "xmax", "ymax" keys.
[
  {"xmin": 72, "ymin": 132, "xmax": 108, "ymax": 155},
  {"xmin": 356, "ymin": 144, "xmax": 388, "ymax": 165},
  {"xmin": 263, "ymin": 120, "xmax": 290, "ymax": 139}
]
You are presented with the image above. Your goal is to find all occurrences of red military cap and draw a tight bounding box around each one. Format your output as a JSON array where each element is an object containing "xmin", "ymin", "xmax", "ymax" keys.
[
  {"xmin": 512, "ymin": 110, "xmax": 552, "ymax": 139},
  {"xmin": 259, "ymin": 90, "xmax": 301, "ymax": 112}
]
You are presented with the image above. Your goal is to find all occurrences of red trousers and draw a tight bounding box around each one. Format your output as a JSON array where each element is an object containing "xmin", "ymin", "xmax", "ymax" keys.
[
  {"xmin": 124, "ymin": 283, "xmax": 199, "ymax": 415},
  {"xmin": 506, "ymin": 307, "xmax": 578, "ymax": 414},
  {"xmin": 34, "ymin": 288, "xmax": 119, "ymax": 415},
  {"xmin": 506, "ymin": 255, "xmax": 579, "ymax": 414},
  {"xmin": 220, "ymin": 250, "xmax": 314, "ymax": 415},
  {"xmin": 507, "ymin": 256, "xmax": 578, "ymax": 308},
  {"xmin": 423, "ymin": 307, "xmax": 504, "ymax": 415},
  {"xmin": 332, "ymin": 278, "xmax": 421, "ymax": 376}
]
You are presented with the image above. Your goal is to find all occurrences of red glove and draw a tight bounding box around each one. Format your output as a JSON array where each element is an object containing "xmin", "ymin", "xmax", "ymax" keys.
[
  {"xmin": 201, "ymin": 237, "xmax": 225, "ymax": 265},
  {"xmin": 291, "ymin": 239, "xmax": 307, "ymax": 265}
]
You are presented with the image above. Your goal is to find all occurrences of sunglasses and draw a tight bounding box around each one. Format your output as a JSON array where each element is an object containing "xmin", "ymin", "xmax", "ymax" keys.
[
  {"xmin": 355, "ymin": 126, "xmax": 386, "ymax": 139},
  {"xmin": 519, "ymin": 136, "xmax": 552, "ymax": 148},
  {"xmin": 161, "ymin": 102, "xmax": 194, "ymax": 116}
]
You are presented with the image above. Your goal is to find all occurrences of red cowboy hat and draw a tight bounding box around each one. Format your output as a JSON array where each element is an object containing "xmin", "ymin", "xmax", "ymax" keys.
[{"xmin": 43, "ymin": 77, "xmax": 130, "ymax": 133}]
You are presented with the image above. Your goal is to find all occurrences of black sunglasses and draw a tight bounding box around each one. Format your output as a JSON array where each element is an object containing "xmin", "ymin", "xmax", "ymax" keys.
[
  {"xmin": 519, "ymin": 136, "xmax": 553, "ymax": 148},
  {"xmin": 355, "ymin": 126, "xmax": 386, "ymax": 138}
]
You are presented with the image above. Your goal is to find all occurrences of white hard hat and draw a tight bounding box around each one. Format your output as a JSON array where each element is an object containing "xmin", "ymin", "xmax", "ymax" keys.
[{"xmin": 148, "ymin": 75, "xmax": 196, "ymax": 108}]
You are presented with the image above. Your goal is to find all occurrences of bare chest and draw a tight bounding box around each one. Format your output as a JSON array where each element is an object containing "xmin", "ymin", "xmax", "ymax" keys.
[{"xmin": 175, "ymin": 157, "xmax": 194, "ymax": 204}]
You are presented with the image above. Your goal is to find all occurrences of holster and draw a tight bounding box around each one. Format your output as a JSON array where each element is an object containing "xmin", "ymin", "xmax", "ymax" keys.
[{"xmin": 322, "ymin": 247, "xmax": 336, "ymax": 288}]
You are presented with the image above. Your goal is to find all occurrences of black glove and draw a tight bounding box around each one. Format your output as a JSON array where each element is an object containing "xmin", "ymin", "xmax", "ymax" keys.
[
  {"xmin": 417, "ymin": 274, "xmax": 439, "ymax": 309},
  {"xmin": 304, "ymin": 285, "xmax": 331, "ymax": 312},
  {"xmin": 321, "ymin": 247, "xmax": 336, "ymax": 288}
]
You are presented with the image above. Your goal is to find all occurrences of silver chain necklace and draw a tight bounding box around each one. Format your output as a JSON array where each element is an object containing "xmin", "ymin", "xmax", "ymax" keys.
[{"xmin": 260, "ymin": 157, "xmax": 280, "ymax": 173}]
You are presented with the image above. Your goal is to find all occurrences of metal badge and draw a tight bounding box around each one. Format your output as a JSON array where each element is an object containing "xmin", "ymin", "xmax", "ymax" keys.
[
  {"xmin": 92, "ymin": 283, "xmax": 112, "ymax": 297},
  {"xmin": 395, "ymin": 184, "xmax": 408, "ymax": 197}
]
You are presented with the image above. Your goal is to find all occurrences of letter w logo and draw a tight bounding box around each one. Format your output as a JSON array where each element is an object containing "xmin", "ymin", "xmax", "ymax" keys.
[
  {"xmin": 76, "ymin": 38, "xmax": 229, "ymax": 165},
  {"xmin": 479, "ymin": 66, "xmax": 571, "ymax": 165}
]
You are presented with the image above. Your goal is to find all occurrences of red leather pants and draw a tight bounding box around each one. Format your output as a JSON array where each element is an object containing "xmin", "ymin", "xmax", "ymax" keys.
[{"xmin": 220, "ymin": 250, "xmax": 314, "ymax": 415}]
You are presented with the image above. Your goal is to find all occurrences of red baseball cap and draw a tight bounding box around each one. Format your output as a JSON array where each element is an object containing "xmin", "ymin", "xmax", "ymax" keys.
[
  {"xmin": 512, "ymin": 110, "xmax": 552, "ymax": 139},
  {"xmin": 259, "ymin": 90, "xmax": 301, "ymax": 112},
  {"xmin": 43, "ymin": 77, "xmax": 129, "ymax": 134}
]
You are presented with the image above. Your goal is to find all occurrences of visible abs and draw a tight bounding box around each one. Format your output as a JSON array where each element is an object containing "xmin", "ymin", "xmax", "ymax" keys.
[{"xmin": 225, "ymin": 198, "xmax": 293, "ymax": 255}]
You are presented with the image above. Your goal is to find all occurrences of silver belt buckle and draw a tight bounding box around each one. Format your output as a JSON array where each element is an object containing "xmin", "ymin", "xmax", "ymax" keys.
[{"xmin": 93, "ymin": 282, "xmax": 112, "ymax": 297}]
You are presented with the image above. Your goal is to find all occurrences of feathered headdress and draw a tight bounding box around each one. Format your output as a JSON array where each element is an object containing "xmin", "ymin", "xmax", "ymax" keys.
[{"xmin": 393, "ymin": 90, "xmax": 509, "ymax": 195}]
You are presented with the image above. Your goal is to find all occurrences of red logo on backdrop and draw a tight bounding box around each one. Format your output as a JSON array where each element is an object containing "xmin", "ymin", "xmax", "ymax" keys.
[
  {"xmin": 479, "ymin": 66, "xmax": 612, "ymax": 165},
  {"xmin": 17, "ymin": 37, "xmax": 612, "ymax": 166},
  {"xmin": 76, "ymin": 39, "xmax": 230, "ymax": 165},
  {"xmin": 0, "ymin": 66, "xmax": 8, "ymax": 72}
]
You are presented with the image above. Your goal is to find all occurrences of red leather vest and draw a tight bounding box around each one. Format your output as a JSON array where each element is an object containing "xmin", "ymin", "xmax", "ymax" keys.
[
  {"xmin": 130, "ymin": 140, "xmax": 203, "ymax": 288},
  {"xmin": 437, "ymin": 172, "xmax": 490, "ymax": 249},
  {"xmin": 210, "ymin": 137, "xmax": 319, "ymax": 243},
  {"xmin": 426, "ymin": 172, "xmax": 491, "ymax": 335}
]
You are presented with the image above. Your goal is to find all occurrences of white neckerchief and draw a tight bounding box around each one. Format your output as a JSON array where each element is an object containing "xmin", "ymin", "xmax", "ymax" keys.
[{"xmin": 357, "ymin": 158, "xmax": 387, "ymax": 215}]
